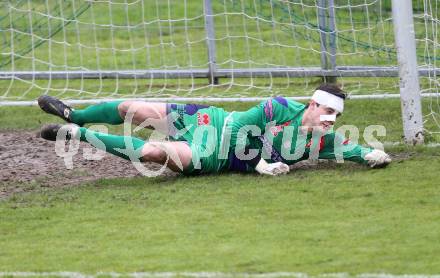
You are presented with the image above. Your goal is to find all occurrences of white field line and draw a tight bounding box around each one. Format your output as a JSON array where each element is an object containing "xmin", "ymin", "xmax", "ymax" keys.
[{"xmin": 1, "ymin": 273, "xmax": 440, "ymax": 278}]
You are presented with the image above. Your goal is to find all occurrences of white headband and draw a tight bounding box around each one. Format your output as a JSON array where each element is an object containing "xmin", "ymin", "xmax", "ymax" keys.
[{"xmin": 311, "ymin": 89, "xmax": 344, "ymax": 113}]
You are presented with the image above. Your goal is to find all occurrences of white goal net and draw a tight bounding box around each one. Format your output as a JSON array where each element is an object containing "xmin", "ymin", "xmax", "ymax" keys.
[
  {"xmin": 0, "ymin": 0, "xmax": 438, "ymax": 135},
  {"xmin": 0, "ymin": 0, "xmax": 401, "ymax": 100}
]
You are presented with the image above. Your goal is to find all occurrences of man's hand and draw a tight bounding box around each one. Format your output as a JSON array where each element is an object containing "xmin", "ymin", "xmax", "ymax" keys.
[
  {"xmin": 364, "ymin": 149, "xmax": 392, "ymax": 168},
  {"xmin": 255, "ymin": 159, "xmax": 290, "ymax": 176}
]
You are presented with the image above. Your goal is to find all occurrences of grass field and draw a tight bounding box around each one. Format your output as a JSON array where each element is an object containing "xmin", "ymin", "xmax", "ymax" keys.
[
  {"xmin": 1, "ymin": 159, "xmax": 440, "ymax": 274},
  {"xmin": 1, "ymin": 99, "xmax": 440, "ymax": 275},
  {"xmin": 1, "ymin": 0, "xmax": 440, "ymax": 276}
]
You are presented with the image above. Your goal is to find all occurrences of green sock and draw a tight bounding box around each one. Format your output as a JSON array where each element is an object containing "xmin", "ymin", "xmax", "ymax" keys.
[
  {"xmin": 79, "ymin": 127, "xmax": 145, "ymax": 161},
  {"xmin": 71, "ymin": 101, "xmax": 124, "ymax": 126}
]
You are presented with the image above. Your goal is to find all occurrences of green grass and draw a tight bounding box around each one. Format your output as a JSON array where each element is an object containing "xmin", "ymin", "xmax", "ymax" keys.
[
  {"xmin": 1, "ymin": 155, "xmax": 440, "ymax": 273},
  {"xmin": 1, "ymin": 0, "xmax": 440, "ymax": 274},
  {"xmin": 1, "ymin": 101, "xmax": 440, "ymax": 274}
]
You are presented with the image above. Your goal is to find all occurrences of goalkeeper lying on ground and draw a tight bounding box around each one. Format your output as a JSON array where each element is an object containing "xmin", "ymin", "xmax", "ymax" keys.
[{"xmin": 38, "ymin": 83, "xmax": 391, "ymax": 176}]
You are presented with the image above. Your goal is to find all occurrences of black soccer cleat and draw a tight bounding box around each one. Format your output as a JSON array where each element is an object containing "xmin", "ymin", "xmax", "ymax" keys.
[
  {"xmin": 37, "ymin": 95, "xmax": 74, "ymax": 123},
  {"xmin": 40, "ymin": 123, "xmax": 79, "ymax": 142}
]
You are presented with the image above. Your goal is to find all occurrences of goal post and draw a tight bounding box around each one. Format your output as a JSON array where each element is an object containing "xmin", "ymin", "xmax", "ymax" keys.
[{"xmin": 391, "ymin": 0, "xmax": 424, "ymax": 144}]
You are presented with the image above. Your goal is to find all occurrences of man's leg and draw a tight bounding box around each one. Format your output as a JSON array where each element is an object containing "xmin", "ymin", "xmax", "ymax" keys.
[
  {"xmin": 38, "ymin": 95, "xmax": 123, "ymax": 125},
  {"xmin": 71, "ymin": 100, "xmax": 168, "ymax": 127},
  {"xmin": 70, "ymin": 101, "xmax": 124, "ymax": 126},
  {"xmin": 40, "ymin": 124, "xmax": 192, "ymax": 173},
  {"xmin": 141, "ymin": 141, "xmax": 192, "ymax": 172},
  {"xmin": 117, "ymin": 101, "xmax": 167, "ymax": 126},
  {"xmin": 38, "ymin": 96, "xmax": 169, "ymax": 128}
]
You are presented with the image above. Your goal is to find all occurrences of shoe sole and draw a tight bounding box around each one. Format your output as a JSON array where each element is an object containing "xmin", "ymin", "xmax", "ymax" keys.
[{"xmin": 37, "ymin": 95, "xmax": 71, "ymax": 122}]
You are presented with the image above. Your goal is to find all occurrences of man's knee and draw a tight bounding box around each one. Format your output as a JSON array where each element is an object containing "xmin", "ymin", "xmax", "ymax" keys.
[
  {"xmin": 141, "ymin": 142, "xmax": 190, "ymax": 172},
  {"xmin": 117, "ymin": 100, "xmax": 135, "ymax": 119},
  {"xmin": 118, "ymin": 101, "xmax": 167, "ymax": 123},
  {"xmin": 141, "ymin": 143, "xmax": 167, "ymax": 164}
]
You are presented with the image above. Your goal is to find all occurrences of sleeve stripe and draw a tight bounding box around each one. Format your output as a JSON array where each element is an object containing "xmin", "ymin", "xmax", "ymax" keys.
[{"xmin": 264, "ymin": 99, "xmax": 274, "ymax": 121}]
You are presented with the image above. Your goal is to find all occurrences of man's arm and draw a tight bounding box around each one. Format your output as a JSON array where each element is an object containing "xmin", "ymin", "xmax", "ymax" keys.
[
  {"xmin": 232, "ymin": 97, "xmax": 296, "ymax": 136},
  {"xmin": 231, "ymin": 97, "xmax": 297, "ymax": 175},
  {"xmin": 318, "ymin": 132, "xmax": 391, "ymax": 168}
]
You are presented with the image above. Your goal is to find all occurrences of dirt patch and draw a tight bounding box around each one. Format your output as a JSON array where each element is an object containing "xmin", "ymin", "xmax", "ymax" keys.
[{"xmin": 0, "ymin": 130, "xmax": 176, "ymax": 198}]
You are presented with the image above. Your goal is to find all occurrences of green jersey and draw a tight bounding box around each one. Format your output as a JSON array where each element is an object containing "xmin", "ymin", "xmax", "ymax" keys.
[
  {"xmin": 166, "ymin": 103, "xmax": 231, "ymax": 174},
  {"xmin": 227, "ymin": 97, "xmax": 372, "ymax": 171},
  {"xmin": 166, "ymin": 98, "xmax": 373, "ymax": 175}
]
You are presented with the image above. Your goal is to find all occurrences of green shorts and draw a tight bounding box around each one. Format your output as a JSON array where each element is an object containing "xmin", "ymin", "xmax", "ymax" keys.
[{"xmin": 166, "ymin": 103, "xmax": 232, "ymax": 175}]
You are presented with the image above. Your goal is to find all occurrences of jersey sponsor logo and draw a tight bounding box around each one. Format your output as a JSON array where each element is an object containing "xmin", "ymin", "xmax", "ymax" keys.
[
  {"xmin": 197, "ymin": 112, "xmax": 210, "ymax": 125},
  {"xmin": 269, "ymin": 121, "xmax": 291, "ymax": 136}
]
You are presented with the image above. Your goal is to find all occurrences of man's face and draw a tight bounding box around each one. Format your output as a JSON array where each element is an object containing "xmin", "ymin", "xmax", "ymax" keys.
[{"xmin": 307, "ymin": 101, "xmax": 339, "ymax": 133}]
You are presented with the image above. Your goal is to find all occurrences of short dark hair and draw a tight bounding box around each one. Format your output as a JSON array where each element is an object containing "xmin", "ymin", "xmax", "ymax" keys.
[{"xmin": 316, "ymin": 83, "xmax": 346, "ymax": 100}]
